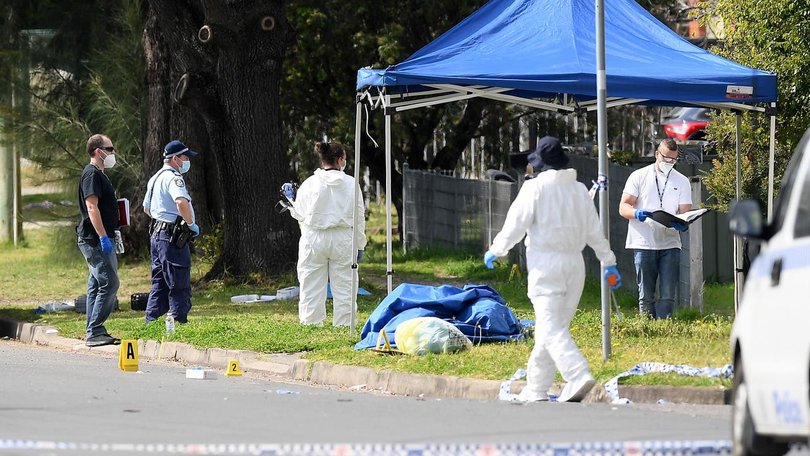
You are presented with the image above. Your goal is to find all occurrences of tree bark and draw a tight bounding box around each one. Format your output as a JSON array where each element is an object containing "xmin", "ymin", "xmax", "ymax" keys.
[
  {"xmin": 431, "ymin": 98, "xmax": 486, "ymax": 170},
  {"xmin": 146, "ymin": 0, "xmax": 297, "ymax": 279}
]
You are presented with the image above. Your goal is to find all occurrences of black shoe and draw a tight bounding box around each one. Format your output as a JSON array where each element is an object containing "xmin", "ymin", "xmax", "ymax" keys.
[
  {"xmin": 103, "ymin": 334, "xmax": 121, "ymax": 345},
  {"xmin": 86, "ymin": 334, "xmax": 118, "ymax": 347}
]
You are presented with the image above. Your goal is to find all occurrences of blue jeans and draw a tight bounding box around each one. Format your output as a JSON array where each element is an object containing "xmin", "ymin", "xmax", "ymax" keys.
[
  {"xmin": 78, "ymin": 239, "xmax": 120, "ymax": 337},
  {"xmin": 634, "ymin": 248, "xmax": 680, "ymax": 319}
]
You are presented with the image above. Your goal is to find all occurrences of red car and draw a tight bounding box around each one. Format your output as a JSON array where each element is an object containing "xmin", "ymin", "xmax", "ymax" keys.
[{"xmin": 662, "ymin": 107, "xmax": 710, "ymax": 141}]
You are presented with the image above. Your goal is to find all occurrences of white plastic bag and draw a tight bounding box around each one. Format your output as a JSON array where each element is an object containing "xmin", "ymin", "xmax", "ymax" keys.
[{"xmin": 395, "ymin": 317, "xmax": 473, "ymax": 356}]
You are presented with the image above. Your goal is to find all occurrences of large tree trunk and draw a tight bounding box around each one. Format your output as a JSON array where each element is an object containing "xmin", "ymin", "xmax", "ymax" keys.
[{"xmin": 146, "ymin": 0, "xmax": 297, "ymax": 279}]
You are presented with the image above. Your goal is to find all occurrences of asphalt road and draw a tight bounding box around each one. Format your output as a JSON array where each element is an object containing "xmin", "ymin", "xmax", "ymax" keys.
[{"xmin": 1, "ymin": 340, "xmax": 734, "ymax": 455}]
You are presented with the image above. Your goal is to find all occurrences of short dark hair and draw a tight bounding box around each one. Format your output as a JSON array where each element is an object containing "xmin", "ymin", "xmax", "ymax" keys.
[
  {"xmin": 659, "ymin": 138, "xmax": 678, "ymax": 153},
  {"xmin": 315, "ymin": 141, "xmax": 345, "ymax": 166},
  {"xmin": 86, "ymin": 134, "xmax": 107, "ymax": 157}
]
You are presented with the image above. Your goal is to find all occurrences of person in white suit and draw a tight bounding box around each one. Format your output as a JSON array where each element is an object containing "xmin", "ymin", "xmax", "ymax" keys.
[
  {"xmin": 285, "ymin": 142, "xmax": 367, "ymax": 326},
  {"xmin": 484, "ymin": 136, "xmax": 621, "ymax": 403}
]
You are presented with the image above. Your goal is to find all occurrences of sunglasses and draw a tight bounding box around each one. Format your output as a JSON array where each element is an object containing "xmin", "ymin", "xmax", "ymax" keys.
[{"xmin": 99, "ymin": 146, "xmax": 115, "ymax": 153}]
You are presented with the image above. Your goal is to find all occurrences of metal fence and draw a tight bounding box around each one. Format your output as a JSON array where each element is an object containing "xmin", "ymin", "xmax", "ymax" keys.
[
  {"xmin": 401, "ymin": 157, "xmax": 734, "ymax": 311},
  {"xmin": 402, "ymin": 163, "xmax": 518, "ymax": 252}
]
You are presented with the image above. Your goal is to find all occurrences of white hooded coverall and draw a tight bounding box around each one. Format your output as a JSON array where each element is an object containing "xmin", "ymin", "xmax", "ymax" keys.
[
  {"xmin": 289, "ymin": 168, "xmax": 367, "ymax": 326},
  {"xmin": 489, "ymin": 168, "xmax": 617, "ymax": 400}
]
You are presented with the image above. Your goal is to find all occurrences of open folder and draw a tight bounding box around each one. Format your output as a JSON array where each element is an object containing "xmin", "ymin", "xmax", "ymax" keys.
[
  {"xmin": 648, "ymin": 208, "xmax": 709, "ymax": 228},
  {"xmin": 117, "ymin": 198, "xmax": 130, "ymax": 227}
]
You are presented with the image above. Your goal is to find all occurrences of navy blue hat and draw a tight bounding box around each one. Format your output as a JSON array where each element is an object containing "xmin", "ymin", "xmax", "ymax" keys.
[
  {"xmin": 163, "ymin": 140, "xmax": 199, "ymax": 158},
  {"xmin": 528, "ymin": 136, "xmax": 568, "ymax": 171}
]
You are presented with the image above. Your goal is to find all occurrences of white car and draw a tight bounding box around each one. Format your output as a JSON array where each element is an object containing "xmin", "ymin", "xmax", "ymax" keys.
[{"xmin": 728, "ymin": 130, "xmax": 810, "ymax": 455}]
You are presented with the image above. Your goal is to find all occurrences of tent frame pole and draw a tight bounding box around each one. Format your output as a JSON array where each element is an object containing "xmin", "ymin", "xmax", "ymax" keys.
[
  {"xmin": 385, "ymin": 96, "xmax": 394, "ymax": 294},
  {"xmin": 734, "ymin": 113, "xmax": 743, "ymax": 313},
  {"xmin": 350, "ymin": 99, "xmax": 362, "ymax": 333},
  {"xmin": 596, "ymin": 0, "xmax": 611, "ymax": 360}
]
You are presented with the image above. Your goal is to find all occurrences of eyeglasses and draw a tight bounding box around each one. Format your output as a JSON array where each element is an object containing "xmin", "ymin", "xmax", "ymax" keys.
[
  {"xmin": 657, "ymin": 150, "xmax": 678, "ymax": 163},
  {"xmin": 100, "ymin": 146, "xmax": 115, "ymax": 153}
]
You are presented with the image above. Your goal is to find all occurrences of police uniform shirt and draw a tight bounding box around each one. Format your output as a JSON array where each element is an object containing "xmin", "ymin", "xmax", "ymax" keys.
[
  {"xmin": 144, "ymin": 164, "xmax": 195, "ymax": 224},
  {"xmin": 77, "ymin": 163, "xmax": 119, "ymax": 242}
]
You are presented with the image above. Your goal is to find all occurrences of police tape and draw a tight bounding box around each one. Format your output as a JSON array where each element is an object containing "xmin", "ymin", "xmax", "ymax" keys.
[
  {"xmin": 604, "ymin": 362, "xmax": 734, "ymax": 404},
  {"xmin": 0, "ymin": 440, "xmax": 734, "ymax": 455}
]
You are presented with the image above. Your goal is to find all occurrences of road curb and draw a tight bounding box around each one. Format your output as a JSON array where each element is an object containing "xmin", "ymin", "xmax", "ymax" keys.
[{"xmin": 0, "ymin": 317, "xmax": 729, "ymax": 405}]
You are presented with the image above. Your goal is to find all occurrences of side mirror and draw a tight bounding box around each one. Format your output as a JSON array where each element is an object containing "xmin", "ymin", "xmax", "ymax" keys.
[{"xmin": 728, "ymin": 199, "xmax": 767, "ymax": 239}]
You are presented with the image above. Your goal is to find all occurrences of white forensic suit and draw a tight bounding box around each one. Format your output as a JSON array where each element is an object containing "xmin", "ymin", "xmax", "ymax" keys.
[
  {"xmin": 289, "ymin": 168, "xmax": 367, "ymax": 326},
  {"xmin": 489, "ymin": 168, "xmax": 617, "ymax": 401}
]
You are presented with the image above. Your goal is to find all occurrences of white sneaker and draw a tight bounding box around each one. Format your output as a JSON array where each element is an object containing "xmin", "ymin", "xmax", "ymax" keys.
[
  {"xmin": 516, "ymin": 388, "xmax": 549, "ymax": 402},
  {"xmin": 557, "ymin": 376, "xmax": 595, "ymax": 403}
]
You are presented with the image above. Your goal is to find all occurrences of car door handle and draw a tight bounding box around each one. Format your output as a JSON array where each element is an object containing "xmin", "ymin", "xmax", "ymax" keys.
[{"xmin": 770, "ymin": 258, "xmax": 783, "ymax": 287}]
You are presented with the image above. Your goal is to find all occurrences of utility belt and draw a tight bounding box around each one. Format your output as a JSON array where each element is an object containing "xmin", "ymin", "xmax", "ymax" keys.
[{"xmin": 150, "ymin": 216, "xmax": 193, "ymax": 249}]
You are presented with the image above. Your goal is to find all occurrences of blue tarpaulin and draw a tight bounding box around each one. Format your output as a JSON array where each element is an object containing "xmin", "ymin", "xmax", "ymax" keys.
[
  {"xmin": 357, "ymin": 0, "xmax": 776, "ymax": 104},
  {"xmin": 354, "ymin": 283, "xmax": 524, "ymax": 350}
]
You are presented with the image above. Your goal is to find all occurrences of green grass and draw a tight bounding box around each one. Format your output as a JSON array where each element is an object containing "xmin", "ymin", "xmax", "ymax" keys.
[
  {"xmin": 21, "ymin": 192, "xmax": 78, "ymax": 223},
  {"xmin": 0, "ymin": 208, "xmax": 735, "ymax": 389}
]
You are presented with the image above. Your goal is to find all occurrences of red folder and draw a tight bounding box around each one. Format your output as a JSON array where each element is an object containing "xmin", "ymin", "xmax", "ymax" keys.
[{"xmin": 117, "ymin": 198, "xmax": 130, "ymax": 227}]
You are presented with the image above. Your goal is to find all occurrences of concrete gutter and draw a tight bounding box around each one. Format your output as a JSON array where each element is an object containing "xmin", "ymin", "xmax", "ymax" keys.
[{"xmin": 0, "ymin": 318, "xmax": 729, "ymax": 405}]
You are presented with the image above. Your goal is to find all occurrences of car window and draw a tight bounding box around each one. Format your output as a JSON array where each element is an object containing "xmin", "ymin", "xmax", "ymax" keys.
[
  {"xmin": 772, "ymin": 136, "xmax": 807, "ymax": 236},
  {"xmin": 681, "ymin": 107, "xmax": 709, "ymax": 121},
  {"xmin": 794, "ymin": 156, "xmax": 810, "ymax": 238}
]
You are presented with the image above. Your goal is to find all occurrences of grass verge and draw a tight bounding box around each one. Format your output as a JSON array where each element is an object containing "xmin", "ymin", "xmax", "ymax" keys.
[{"xmin": 0, "ymin": 214, "xmax": 734, "ymax": 388}]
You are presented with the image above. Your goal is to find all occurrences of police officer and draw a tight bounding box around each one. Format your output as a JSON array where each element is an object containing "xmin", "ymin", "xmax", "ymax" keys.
[{"xmin": 143, "ymin": 140, "xmax": 200, "ymax": 324}]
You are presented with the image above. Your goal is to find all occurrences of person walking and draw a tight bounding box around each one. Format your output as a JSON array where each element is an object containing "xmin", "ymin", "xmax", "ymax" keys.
[
  {"xmin": 618, "ymin": 138, "xmax": 692, "ymax": 319},
  {"xmin": 284, "ymin": 141, "xmax": 367, "ymax": 326},
  {"xmin": 76, "ymin": 133, "xmax": 122, "ymax": 347},
  {"xmin": 483, "ymin": 136, "xmax": 621, "ymax": 403},
  {"xmin": 143, "ymin": 140, "xmax": 200, "ymax": 324}
]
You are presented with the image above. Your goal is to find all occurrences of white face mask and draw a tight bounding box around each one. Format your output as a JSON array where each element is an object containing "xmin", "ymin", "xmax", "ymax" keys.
[
  {"xmin": 102, "ymin": 151, "xmax": 116, "ymax": 169},
  {"xmin": 659, "ymin": 161, "xmax": 674, "ymax": 174},
  {"xmin": 179, "ymin": 159, "xmax": 191, "ymax": 174},
  {"xmin": 340, "ymin": 158, "xmax": 346, "ymax": 172}
]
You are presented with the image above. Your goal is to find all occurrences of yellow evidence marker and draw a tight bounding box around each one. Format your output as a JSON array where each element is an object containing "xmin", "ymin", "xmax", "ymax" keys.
[
  {"xmin": 119, "ymin": 340, "xmax": 139, "ymax": 372},
  {"xmin": 226, "ymin": 359, "xmax": 242, "ymax": 376}
]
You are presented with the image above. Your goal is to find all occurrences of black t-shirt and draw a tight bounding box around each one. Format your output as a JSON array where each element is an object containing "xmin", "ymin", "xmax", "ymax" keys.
[{"xmin": 77, "ymin": 164, "xmax": 119, "ymax": 243}]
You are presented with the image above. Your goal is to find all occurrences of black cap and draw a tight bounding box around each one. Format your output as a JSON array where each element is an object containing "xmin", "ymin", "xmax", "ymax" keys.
[
  {"xmin": 528, "ymin": 136, "xmax": 569, "ymax": 171},
  {"xmin": 163, "ymin": 140, "xmax": 199, "ymax": 158}
]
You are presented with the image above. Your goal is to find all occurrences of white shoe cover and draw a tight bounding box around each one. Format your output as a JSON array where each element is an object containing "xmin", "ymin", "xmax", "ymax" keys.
[
  {"xmin": 557, "ymin": 376, "xmax": 595, "ymax": 403},
  {"xmin": 516, "ymin": 388, "xmax": 549, "ymax": 402}
]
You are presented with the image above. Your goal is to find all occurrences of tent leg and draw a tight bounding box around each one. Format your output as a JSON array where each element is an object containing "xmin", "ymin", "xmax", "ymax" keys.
[
  {"xmin": 350, "ymin": 99, "xmax": 362, "ymax": 333},
  {"xmin": 385, "ymin": 98, "xmax": 393, "ymax": 295},
  {"xmin": 734, "ymin": 113, "xmax": 743, "ymax": 313}
]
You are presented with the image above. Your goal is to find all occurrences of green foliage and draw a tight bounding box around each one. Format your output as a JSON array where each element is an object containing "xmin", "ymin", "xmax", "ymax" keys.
[
  {"xmin": 13, "ymin": 0, "xmax": 146, "ymax": 199},
  {"xmin": 700, "ymin": 0, "xmax": 810, "ymax": 209},
  {"xmin": 609, "ymin": 149, "xmax": 639, "ymax": 167}
]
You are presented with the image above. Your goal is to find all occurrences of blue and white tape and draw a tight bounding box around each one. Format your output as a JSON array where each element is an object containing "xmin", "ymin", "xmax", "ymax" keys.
[
  {"xmin": 604, "ymin": 362, "xmax": 734, "ymax": 404},
  {"xmin": 0, "ymin": 440, "xmax": 733, "ymax": 455}
]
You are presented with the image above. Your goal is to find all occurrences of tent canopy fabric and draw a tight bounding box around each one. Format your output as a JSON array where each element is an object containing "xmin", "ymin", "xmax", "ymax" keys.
[{"xmin": 356, "ymin": 0, "xmax": 776, "ymax": 105}]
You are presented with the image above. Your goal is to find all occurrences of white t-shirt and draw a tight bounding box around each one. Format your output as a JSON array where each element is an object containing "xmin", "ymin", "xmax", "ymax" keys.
[{"xmin": 623, "ymin": 163, "xmax": 692, "ymax": 250}]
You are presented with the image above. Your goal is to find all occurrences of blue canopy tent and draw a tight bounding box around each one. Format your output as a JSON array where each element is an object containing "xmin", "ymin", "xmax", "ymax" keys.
[{"xmin": 346, "ymin": 0, "xmax": 777, "ymax": 338}]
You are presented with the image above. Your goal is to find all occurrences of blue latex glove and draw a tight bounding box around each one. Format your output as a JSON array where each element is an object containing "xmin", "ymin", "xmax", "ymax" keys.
[
  {"xmin": 671, "ymin": 221, "xmax": 689, "ymax": 232},
  {"xmin": 634, "ymin": 209, "xmax": 652, "ymax": 222},
  {"xmin": 357, "ymin": 250, "xmax": 363, "ymax": 262},
  {"xmin": 604, "ymin": 265, "xmax": 622, "ymax": 290},
  {"xmin": 99, "ymin": 236, "xmax": 113, "ymax": 254},
  {"xmin": 483, "ymin": 251, "xmax": 497, "ymax": 269},
  {"xmin": 188, "ymin": 223, "xmax": 200, "ymax": 237},
  {"xmin": 281, "ymin": 183, "xmax": 296, "ymax": 201}
]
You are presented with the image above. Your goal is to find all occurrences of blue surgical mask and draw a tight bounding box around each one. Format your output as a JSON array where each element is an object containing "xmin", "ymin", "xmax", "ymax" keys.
[{"xmin": 179, "ymin": 160, "xmax": 191, "ymax": 174}]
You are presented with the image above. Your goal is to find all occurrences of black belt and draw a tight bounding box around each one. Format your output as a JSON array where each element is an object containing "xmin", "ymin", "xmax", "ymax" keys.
[{"xmin": 152, "ymin": 220, "xmax": 176, "ymax": 232}]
